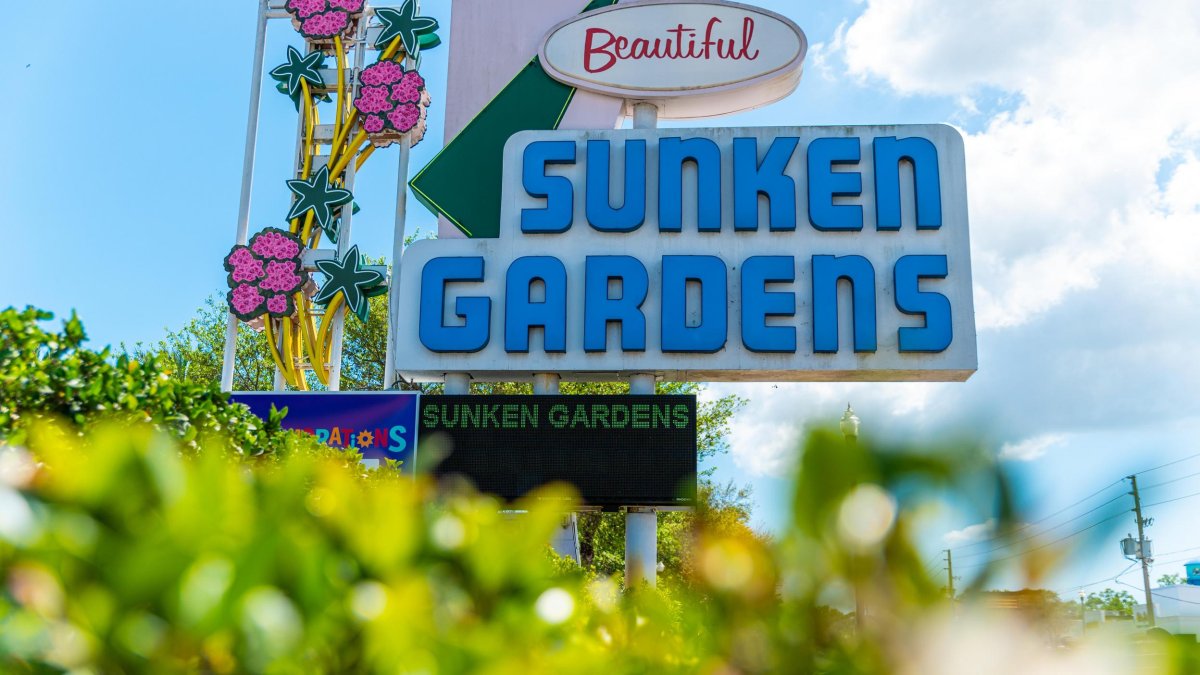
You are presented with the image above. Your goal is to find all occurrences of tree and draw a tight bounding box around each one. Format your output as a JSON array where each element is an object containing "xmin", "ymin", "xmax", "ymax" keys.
[
  {"xmin": 0, "ymin": 307, "xmax": 301, "ymax": 457},
  {"xmin": 1157, "ymin": 573, "xmax": 1183, "ymax": 587},
  {"xmin": 1084, "ymin": 588, "xmax": 1135, "ymax": 616},
  {"xmin": 130, "ymin": 295, "xmax": 277, "ymax": 391}
]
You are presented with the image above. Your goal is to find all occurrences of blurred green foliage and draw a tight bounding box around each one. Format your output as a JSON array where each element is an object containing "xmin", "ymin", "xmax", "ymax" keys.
[
  {"xmin": 1085, "ymin": 588, "xmax": 1136, "ymax": 616},
  {"xmin": 6, "ymin": 421, "xmax": 1199, "ymax": 673},
  {"xmin": 5, "ymin": 307, "xmax": 1200, "ymax": 673}
]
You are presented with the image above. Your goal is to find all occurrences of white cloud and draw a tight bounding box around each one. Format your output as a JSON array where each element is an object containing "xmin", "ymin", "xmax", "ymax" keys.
[
  {"xmin": 999, "ymin": 434, "xmax": 1066, "ymax": 462},
  {"xmin": 722, "ymin": 1, "xmax": 1200, "ymax": 479},
  {"xmin": 944, "ymin": 519, "xmax": 996, "ymax": 547},
  {"xmin": 837, "ymin": 0, "xmax": 1200, "ymax": 329}
]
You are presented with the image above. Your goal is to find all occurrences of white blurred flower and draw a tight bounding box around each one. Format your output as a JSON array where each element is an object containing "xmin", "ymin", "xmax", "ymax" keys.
[
  {"xmin": 535, "ymin": 587, "xmax": 575, "ymax": 625},
  {"xmin": 837, "ymin": 484, "xmax": 896, "ymax": 551}
]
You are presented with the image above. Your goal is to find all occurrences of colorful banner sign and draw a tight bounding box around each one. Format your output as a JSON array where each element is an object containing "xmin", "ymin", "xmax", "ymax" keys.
[{"xmin": 232, "ymin": 392, "xmax": 420, "ymax": 468}]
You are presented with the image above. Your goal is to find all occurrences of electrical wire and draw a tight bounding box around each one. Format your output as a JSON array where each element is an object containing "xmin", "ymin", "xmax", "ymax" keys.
[
  {"xmin": 1060, "ymin": 562, "xmax": 1138, "ymax": 593},
  {"xmin": 1151, "ymin": 545, "xmax": 1200, "ymax": 560},
  {"xmin": 1117, "ymin": 579, "xmax": 1200, "ymax": 606},
  {"xmin": 1143, "ymin": 490, "xmax": 1200, "ymax": 509},
  {"xmin": 951, "ymin": 479, "xmax": 1126, "ymax": 552},
  {"xmin": 953, "ymin": 493, "xmax": 1129, "ymax": 561},
  {"xmin": 1132, "ymin": 451, "xmax": 1200, "ymax": 479},
  {"xmin": 1140, "ymin": 469, "xmax": 1200, "ymax": 492},
  {"xmin": 952, "ymin": 452, "xmax": 1199, "ymax": 555},
  {"xmin": 956, "ymin": 510, "xmax": 1130, "ymax": 570}
]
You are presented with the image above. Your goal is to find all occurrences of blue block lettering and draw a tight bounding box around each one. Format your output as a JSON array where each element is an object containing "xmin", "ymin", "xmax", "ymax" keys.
[
  {"xmin": 586, "ymin": 139, "xmax": 646, "ymax": 232},
  {"xmin": 661, "ymin": 256, "xmax": 728, "ymax": 353},
  {"xmin": 894, "ymin": 255, "xmax": 952, "ymax": 352},
  {"xmin": 812, "ymin": 255, "xmax": 876, "ymax": 353},
  {"xmin": 733, "ymin": 137, "xmax": 799, "ymax": 231},
  {"xmin": 521, "ymin": 140, "xmax": 576, "ymax": 233},
  {"xmin": 659, "ymin": 137, "xmax": 722, "ymax": 232},
  {"xmin": 873, "ymin": 136, "xmax": 942, "ymax": 230},
  {"xmin": 584, "ymin": 256, "xmax": 648, "ymax": 351},
  {"xmin": 741, "ymin": 256, "xmax": 796, "ymax": 352},
  {"xmin": 505, "ymin": 256, "xmax": 567, "ymax": 353},
  {"xmin": 808, "ymin": 137, "xmax": 863, "ymax": 231},
  {"xmin": 419, "ymin": 257, "xmax": 490, "ymax": 353}
]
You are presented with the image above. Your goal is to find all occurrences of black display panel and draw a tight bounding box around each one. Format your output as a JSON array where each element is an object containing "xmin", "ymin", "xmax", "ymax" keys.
[{"xmin": 417, "ymin": 395, "xmax": 697, "ymax": 510}]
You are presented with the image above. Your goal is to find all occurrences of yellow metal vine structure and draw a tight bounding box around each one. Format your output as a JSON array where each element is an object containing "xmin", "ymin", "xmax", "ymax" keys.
[{"xmin": 264, "ymin": 35, "xmax": 408, "ymax": 389}]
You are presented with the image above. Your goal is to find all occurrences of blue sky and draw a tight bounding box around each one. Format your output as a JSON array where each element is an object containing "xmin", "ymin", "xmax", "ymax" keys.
[{"xmin": 5, "ymin": 1, "xmax": 1200, "ymax": 598}]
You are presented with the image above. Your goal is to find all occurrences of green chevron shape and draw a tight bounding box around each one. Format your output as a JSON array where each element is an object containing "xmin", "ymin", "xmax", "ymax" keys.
[{"xmin": 409, "ymin": 0, "xmax": 618, "ymax": 239}]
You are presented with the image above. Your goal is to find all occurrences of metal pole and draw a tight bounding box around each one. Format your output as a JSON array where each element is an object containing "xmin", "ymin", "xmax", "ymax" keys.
[
  {"xmin": 626, "ymin": 372, "xmax": 657, "ymax": 588},
  {"xmin": 444, "ymin": 373, "xmax": 471, "ymax": 395},
  {"xmin": 534, "ymin": 373, "xmax": 578, "ymax": 562},
  {"xmin": 273, "ymin": 76, "xmax": 310, "ymax": 393},
  {"xmin": 382, "ymin": 139, "xmax": 411, "ymax": 389},
  {"xmin": 221, "ymin": 0, "xmax": 270, "ymax": 392},
  {"xmin": 626, "ymin": 507, "xmax": 657, "ymax": 587},
  {"xmin": 623, "ymin": 101, "xmax": 661, "ymax": 590},
  {"xmin": 632, "ymin": 101, "xmax": 658, "ymax": 130},
  {"xmin": 383, "ymin": 37, "xmax": 418, "ymax": 390},
  {"xmin": 328, "ymin": 18, "xmax": 369, "ymax": 391},
  {"xmin": 1129, "ymin": 475, "xmax": 1156, "ymax": 626},
  {"xmin": 533, "ymin": 373, "xmax": 560, "ymax": 395}
]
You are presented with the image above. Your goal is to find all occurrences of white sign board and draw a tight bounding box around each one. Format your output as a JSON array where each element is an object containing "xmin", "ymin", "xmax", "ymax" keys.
[
  {"xmin": 396, "ymin": 125, "xmax": 976, "ymax": 383},
  {"xmin": 540, "ymin": 0, "xmax": 807, "ymax": 119}
]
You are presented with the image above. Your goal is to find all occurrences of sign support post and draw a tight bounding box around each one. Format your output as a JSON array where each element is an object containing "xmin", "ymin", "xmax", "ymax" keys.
[
  {"xmin": 444, "ymin": 373, "xmax": 471, "ymax": 395},
  {"xmin": 327, "ymin": 17, "xmax": 369, "ymax": 392},
  {"xmin": 220, "ymin": 0, "xmax": 269, "ymax": 392},
  {"xmin": 383, "ymin": 28, "xmax": 420, "ymax": 391},
  {"xmin": 624, "ymin": 101, "xmax": 661, "ymax": 589},
  {"xmin": 534, "ymin": 373, "xmax": 581, "ymax": 563}
]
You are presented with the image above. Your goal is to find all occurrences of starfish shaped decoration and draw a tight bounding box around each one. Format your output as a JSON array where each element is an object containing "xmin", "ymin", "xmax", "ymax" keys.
[
  {"xmin": 374, "ymin": 0, "xmax": 439, "ymax": 58},
  {"xmin": 285, "ymin": 164, "xmax": 352, "ymax": 236},
  {"xmin": 269, "ymin": 46, "xmax": 325, "ymax": 99},
  {"xmin": 314, "ymin": 245, "xmax": 387, "ymax": 320}
]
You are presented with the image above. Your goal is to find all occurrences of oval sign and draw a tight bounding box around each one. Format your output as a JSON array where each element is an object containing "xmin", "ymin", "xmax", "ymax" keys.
[{"xmin": 539, "ymin": 0, "xmax": 807, "ymax": 119}]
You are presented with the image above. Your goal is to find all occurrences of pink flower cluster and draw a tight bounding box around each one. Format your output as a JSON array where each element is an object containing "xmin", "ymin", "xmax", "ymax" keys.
[
  {"xmin": 354, "ymin": 64, "xmax": 430, "ymax": 144},
  {"xmin": 223, "ymin": 228, "xmax": 309, "ymax": 321},
  {"xmin": 251, "ymin": 230, "xmax": 302, "ymax": 260},
  {"xmin": 286, "ymin": 0, "xmax": 362, "ymax": 40}
]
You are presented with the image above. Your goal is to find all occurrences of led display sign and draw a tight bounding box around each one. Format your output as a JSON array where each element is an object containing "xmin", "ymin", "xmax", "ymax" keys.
[{"xmin": 418, "ymin": 395, "xmax": 698, "ymax": 509}]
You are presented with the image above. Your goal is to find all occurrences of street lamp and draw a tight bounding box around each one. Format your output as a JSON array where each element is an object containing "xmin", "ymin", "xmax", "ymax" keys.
[
  {"xmin": 841, "ymin": 403, "xmax": 864, "ymax": 631},
  {"xmin": 840, "ymin": 404, "xmax": 860, "ymax": 442}
]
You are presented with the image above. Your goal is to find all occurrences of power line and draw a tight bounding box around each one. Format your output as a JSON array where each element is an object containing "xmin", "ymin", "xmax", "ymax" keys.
[
  {"xmin": 1151, "ymin": 545, "xmax": 1200, "ymax": 560},
  {"xmin": 951, "ymin": 479, "xmax": 1126, "ymax": 552},
  {"xmin": 1117, "ymin": 579, "xmax": 1200, "ymax": 606},
  {"xmin": 957, "ymin": 510, "xmax": 1129, "ymax": 570},
  {"xmin": 1143, "ymin": 489, "xmax": 1200, "ymax": 509},
  {"xmin": 954, "ymin": 493, "xmax": 1129, "ymax": 561},
  {"xmin": 1140, "ymin": 469, "xmax": 1200, "ymax": 492},
  {"xmin": 1061, "ymin": 562, "xmax": 1137, "ymax": 593},
  {"xmin": 1132, "ymin": 450, "xmax": 1200, "ymax": 479}
]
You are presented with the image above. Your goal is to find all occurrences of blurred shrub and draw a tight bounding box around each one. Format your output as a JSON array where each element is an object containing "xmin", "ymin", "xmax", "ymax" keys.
[
  {"xmin": 3, "ymin": 422, "xmax": 1197, "ymax": 673},
  {"xmin": 2, "ymin": 307, "xmax": 1198, "ymax": 673}
]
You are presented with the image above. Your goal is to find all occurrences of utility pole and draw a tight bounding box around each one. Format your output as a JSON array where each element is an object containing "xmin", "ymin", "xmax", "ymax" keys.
[
  {"xmin": 1128, "ymin": 475, "xmax": 1156, "ymax": 627},
  {"xmin": 945, "ymin": 549, "xmax": 955, "ymax": 600}
]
